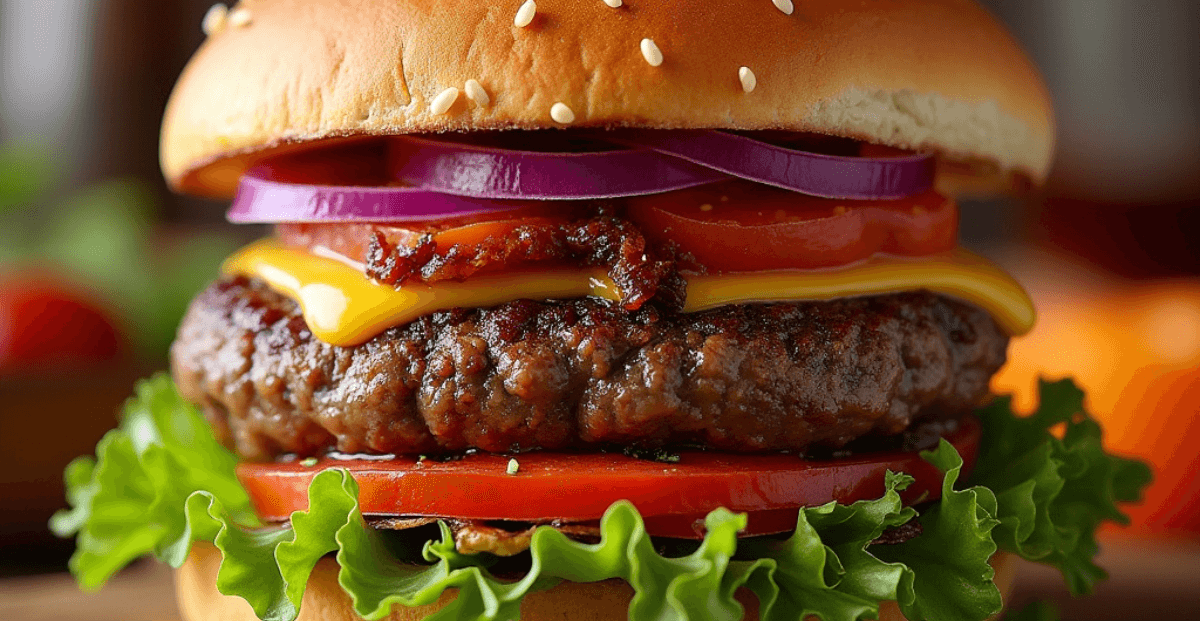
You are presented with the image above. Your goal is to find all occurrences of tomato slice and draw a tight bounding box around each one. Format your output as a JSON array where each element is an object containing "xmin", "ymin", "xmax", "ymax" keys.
[
  {"xmin": 625, "ymin": 180, "xmax": 958, "ymax": 272},
  {"xmin": 278, "ymin": 181, "xmax": 956, "ymax": 276},
  {"xmin": 238, "ymin": 417, "xmax": 979, "ymax": 538}
]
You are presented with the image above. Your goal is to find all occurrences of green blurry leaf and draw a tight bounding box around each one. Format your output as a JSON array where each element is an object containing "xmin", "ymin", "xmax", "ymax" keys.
[
  {"xmin": 1005, "ymin": 599, "xmax": 1060, "ymax": 620},
  {"xmin": 972, "ymin": 379, "xmax": 1154, "ymax": 595},
  {"xmin": 0, "ymin": 143, "xmax": 56, "ymax": 211},
  {"xmin": 35, "ymin": 180, "xmax": 158, "ymax": 348},
  {"xmin": 39, "ymin": 179, "xmax": 154, "ymax": 276},
  {"xmin": 145, "ymin": 232, "xmax": 240, "ymax": 355},
  {"xmin": 0, "ymin": 143, "xmax": 57, "ymax": 262}
]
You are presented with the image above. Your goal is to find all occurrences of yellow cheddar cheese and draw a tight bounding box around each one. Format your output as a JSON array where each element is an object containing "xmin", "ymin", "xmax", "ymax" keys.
[{"xmin": 223, "ymin": 239, "xmax": 1034, "ymax": 347}]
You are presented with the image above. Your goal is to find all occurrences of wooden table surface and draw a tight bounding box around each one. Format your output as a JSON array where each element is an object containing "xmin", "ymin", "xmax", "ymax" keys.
[{"xmin": 3, "ymin": 534, "xmax": 1198, "ymax": 621}]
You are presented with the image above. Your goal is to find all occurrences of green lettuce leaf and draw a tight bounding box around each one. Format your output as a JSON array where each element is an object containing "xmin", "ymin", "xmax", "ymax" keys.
[
  {"xmin": 49, "ymin": 374, "xmax": 255, "ymax": 589},
  {"xmin": 874, "ymin": 441, "xmax": 1002, "ymax": 620},
  {"xmin": 52, "ymin": 375, "xmax": 1151, "ymax": 620},
  {"xmin": 731, "ymin": 470, "xmax": 919, "ymax": 620},
  {"xmin": 971, "ymin": 379, "xmax": 1154, "ymax": 595}
]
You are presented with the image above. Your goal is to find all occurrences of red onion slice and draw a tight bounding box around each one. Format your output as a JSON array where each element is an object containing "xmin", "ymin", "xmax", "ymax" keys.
[
  {"xmin": 389, "ymin": 136, "xmax": 728, "ymax": 200},
  {"xmin": 228, "ymin": 169, "xmax": 528, "ymax": 224},
  {"xmin": 605, "ymin": 130, "xmax": 936, "ymax": 200},
  {"xmin": 230, "ymin": 131, "xmax": 937, "ymax": 224}
]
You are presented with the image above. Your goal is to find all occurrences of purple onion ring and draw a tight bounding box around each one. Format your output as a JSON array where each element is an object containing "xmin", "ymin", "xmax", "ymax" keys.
[
  {"xmin": 389, "ymin": 136, "xmax": 729, "ymax": 200},
  {"xmin": 230, "ymin": 131, "xmax": 937, "ymax": 224},
  {"xmin": 604, "ymin": 130, "xmax": 936, "ymax": 200},
  {"xmin": 228, "ymin": 169, "xmax": 530, "ymax": 224}
]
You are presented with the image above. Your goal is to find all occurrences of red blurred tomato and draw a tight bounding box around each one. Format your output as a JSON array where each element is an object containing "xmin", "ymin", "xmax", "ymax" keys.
[{"xmin": 0, "ymin": 275, "xmax": 123, "ymax": 373}]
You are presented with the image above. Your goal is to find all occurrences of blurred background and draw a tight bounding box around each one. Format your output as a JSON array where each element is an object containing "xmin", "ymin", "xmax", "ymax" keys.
[{"xmin": 0, "ymin": 0, "xmax": 1197, "ymax": 620}]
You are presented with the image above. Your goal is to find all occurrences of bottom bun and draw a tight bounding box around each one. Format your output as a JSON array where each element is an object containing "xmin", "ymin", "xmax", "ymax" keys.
[{"xmin": 177, "ymin": 542, "xmax": 1017, "ymax": 621}]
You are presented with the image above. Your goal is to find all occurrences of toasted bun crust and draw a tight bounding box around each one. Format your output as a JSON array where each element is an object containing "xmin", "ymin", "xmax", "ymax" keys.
[
  {"xmin": 176, "ymin": 542, "xmax": 1017, "ymax": 620},
  {"xmin": 161, "ymin": 0, "xmax": 1053, "ymax": 198}
]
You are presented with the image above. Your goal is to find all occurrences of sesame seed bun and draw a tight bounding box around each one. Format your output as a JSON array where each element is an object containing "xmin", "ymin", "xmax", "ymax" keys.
[
  {"xmin": 161, "ymin": 0, "xmax": 1054, "ymax": 198},
  {"xmin": 174, "ymin": 542, "xmax": 1018, "ymax": 620}
]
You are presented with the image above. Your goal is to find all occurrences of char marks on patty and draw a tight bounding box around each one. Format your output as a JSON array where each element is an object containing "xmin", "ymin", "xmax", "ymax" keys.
[{"xmin": 170, "ymin": 278, "xmax": 1007, "ymax": 460}]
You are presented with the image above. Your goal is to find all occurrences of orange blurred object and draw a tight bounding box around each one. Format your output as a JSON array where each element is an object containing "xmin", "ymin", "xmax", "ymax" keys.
[{"xmin": 994, "ymin": 250, "xmax": 1200, "ymax": 534}]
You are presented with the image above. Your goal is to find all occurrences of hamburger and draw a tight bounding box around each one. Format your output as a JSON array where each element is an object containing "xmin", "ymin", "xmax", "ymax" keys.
[{"xmin": 53, "ymin": 0, "xmax": 1151, "ymax": 620}]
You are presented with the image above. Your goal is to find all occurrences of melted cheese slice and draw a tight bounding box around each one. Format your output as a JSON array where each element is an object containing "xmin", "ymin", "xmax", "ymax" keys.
[{"xmin": 224, "ymin": 239, "xmax": 1035, "ymax": 346}]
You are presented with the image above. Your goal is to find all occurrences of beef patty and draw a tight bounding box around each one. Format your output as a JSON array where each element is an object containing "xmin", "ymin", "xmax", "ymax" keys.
[{"xmin": 170, "ymin": 277, "xmax": 1008, "ymax": 460}]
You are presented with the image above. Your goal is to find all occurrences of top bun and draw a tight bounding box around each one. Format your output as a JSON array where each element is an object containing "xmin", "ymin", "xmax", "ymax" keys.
[{"xmin": 161, "ymin": 0, "xmax": 1054, "ymax": 198}]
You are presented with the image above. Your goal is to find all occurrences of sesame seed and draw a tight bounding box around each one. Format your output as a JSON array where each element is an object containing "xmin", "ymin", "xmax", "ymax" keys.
[
  {"xmin": 228, "ymin": 6, "xmax": 252, "ymax": 27},
  {"xmin": 738, "ymin": 67, "xmax": 757, "ymax": 93},
  {"xmin": 299, "ymin": 457, "xmax": 318, "ymax": 467},
  {"xmin": 603, "ymin": 0, "xmax": 622, "ymax": 7},
  {"xmin": 506, "ymin": 458, "xmax": 520, "ymax": 475},
  {"xmin": 640, "ymin": 38, "xmax": 664, "ymax": 67},
  {"xmin": 464, "ymin": 79, "xmax": 490, "ymax": 107},
  {"xmin": 772, "ymin": 0, "xmax": 794, "ymax": 15},
  {"xmin": 700, "ymin": 204, "xmax": 713, "ymax": 211},
  {"xmin": 430, "ymin": 87, "xmax": 460, "ymax": 115},
  {"xmin": 550, "ymin": 102, "xmax": 575, "ymax": 124},
  {"xmin": 202, "ymin": 4, "xmax": 228, "ymax": 35},
  {"xmin": 514, "ymin": 0, "xmax": 537, "ymax": 28}
]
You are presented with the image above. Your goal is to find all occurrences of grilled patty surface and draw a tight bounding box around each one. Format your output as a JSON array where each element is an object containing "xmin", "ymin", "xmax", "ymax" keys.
[{"xmin": 171, "ymin": 277, "xmax": 1007, "ymax": 460}]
